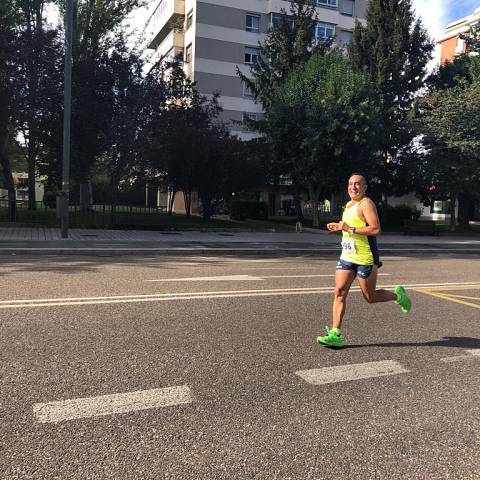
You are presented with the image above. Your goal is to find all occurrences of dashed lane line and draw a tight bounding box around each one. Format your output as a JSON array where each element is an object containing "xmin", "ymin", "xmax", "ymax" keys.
[
  {"xmin": 145, "ymin": 273, "xmax": 393, "ymax": 282},
  {"xmin": 30, "ymin": 351, "xmax": 479, "ymax": 424},
  {"xmin": 440, "ymin": 349, "xmax": 480, "ymax": 363},
  {"xmin": 33, "ymin": 385, "xmax": 192, "ymax": 424},
  {"xmin": 296, "ymin": 360, "xmax": 409, "ymax": 386}
]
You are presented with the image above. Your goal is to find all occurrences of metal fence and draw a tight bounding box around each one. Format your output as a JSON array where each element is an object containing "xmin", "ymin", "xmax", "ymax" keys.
[{"xmin": 0, "ymin": 200, "xmax": 167, "ymax": 228}]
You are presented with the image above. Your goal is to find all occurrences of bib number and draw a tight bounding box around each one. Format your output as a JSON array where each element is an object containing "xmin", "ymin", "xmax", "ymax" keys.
[{"xmin": 341, "ymin": 238, "xmax": 356, "ymax": 254}]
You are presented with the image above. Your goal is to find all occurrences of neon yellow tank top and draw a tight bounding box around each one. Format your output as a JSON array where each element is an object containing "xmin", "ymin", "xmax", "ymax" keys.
[{"xmin": 340, "ymin": 198, "xmax": 374, "ymax": 265}]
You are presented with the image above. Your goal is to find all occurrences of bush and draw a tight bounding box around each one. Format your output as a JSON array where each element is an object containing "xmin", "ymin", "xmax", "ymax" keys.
[
  {"xmin": 378, "ymin": 204, "xmax": 421, "ymax": 226},
  {"xmin": 229, "ymin": 201, "xmax": 268, "ymax": 220}
]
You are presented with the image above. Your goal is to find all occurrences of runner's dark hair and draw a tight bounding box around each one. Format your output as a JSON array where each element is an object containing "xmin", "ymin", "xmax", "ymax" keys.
[{"xmin": 349, "ymin": 173, "xmax": 367, "ymax": 184}]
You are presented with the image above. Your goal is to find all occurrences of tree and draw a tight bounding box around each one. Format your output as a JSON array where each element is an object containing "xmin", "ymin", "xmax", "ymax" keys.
[
  {"xmin": 426, "ymin": 54, "xmax": 480, "ymax": 91},
  {"xmin": 195, "ymin": 131, "xmax": 264, "ymax": 220},
  {"xmin": 410, "ymin": 54, "xmax": 480, "ymax": 229},
  {"xmin": 268, "ymin": 50, "xmax": 381, "ymax": 227},
  {"xmin": 414, "ymin": 80, "xmax": 480, "ymax": 230},
  {"xmin": 460, "ymin": 20, "xmax": 480, "ymax": 53},
  {"xmin": 14, "ymin": 0, "xmax": 61, "ymax": 209},
  {"xmin": 138, "ymin": 58, "xmax": 224, "ymax": 217},
  {"xmin": 0, "ymin": 0, "xmax": 17, "ymax": 220},
  {"xmin": 237, "ymin": 0, "xmax": 332, "ymax": 220},
  {"xmin": 348, "ymin": 0, "xmax": 433, "ymax": 207},
  {"xmin": 70, "ymin": 0, "xmax": 143, "ymax": 210},
  {"xmin": 103, "ymin": 37, "xmax": 144, "ymax": 217}
]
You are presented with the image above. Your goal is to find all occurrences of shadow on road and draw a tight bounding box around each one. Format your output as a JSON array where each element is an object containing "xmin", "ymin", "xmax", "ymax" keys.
[{"xmin": 347, "ymin": 336, "xmax": 480, "ymax": 349}]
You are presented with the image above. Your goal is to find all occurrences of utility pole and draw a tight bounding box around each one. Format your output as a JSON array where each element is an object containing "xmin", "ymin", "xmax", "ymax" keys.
[{"xmin": 61, "ymin": 0, "xmax": 74, "ymax": 238}]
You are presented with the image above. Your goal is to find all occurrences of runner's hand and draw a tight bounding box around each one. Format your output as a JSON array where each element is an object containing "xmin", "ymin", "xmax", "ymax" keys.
[{"xmin": 327, "ymin": 222, "xmax": 343, "ymax": 232}]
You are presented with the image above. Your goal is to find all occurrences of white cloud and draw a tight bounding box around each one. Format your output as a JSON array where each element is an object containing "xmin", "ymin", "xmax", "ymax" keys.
[{"xmin": 412, "ymin": 0, "xmax": 449, "ymax": 69}]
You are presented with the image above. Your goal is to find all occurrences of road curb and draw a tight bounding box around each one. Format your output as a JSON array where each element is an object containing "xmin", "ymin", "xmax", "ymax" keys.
[{"xmin": 0, "ymin": 247, "xmax": 338, "ymax": 257}]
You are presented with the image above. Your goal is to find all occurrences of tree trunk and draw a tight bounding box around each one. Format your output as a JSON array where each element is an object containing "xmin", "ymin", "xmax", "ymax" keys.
[
  {"xmin": 293, "ymin": 190, "xmax": 304, "ymax": 222},
  {"xmin": 201, "ymin": 196, "xmax": 214, "ymax": 221},
  {"xmin": 27, "ymin": 139, "xmax": 36, "ymax": 210},
  {"xmin": 457, "ymin": 194, "xmax": 470, "ymax": 229},
  {"xmin": 110, "ymin": 174, "xmax": 117, "ymax": 227},
  {"xmin": 183, "ymin": 190, "xmax": 192, "ymax": 218},
  {"xmin": 167, "ymin": 190, "xmax": 176, "ymax": 215},
  {"xmin": 449, "ymin": 195, "xmax": 457, "ymax": 232},
  {"xmin": 0, "ymin": 154, "xmax": 17, "ymax": 221},
  {"xmin": 380, "ymin": 192, "xmax": 388, "ymax": 226},
  {"xmin": 308, "ymin": 185, "xmax": 320, "ymax": 228},
  {"xmin": 79, "ymin": 180, "xmax": 93, "ymax": 212}
]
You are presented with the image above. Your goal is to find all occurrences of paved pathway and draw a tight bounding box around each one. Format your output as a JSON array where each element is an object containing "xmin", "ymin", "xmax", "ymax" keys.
[{"xmin": 0, "ymin": 225, "xmax": 479, "ymax": 244}]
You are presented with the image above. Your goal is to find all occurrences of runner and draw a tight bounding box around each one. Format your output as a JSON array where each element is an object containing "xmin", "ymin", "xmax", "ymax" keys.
[{"xmin": 317, "ymin": 173, "xmax": 411, "ymax": 348}]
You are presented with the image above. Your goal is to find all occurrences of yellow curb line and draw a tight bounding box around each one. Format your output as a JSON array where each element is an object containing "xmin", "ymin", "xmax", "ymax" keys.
[
  {"xmin": 437, "ymin": 293, "xmax": 480, "ymax": 302},
  {"xmin": 414, "ymin": 289, "xmax": 480, "ymax": 310},
  {"xmin": 414, "ymin": 285, "xmax": 480, "ymax": 291}
]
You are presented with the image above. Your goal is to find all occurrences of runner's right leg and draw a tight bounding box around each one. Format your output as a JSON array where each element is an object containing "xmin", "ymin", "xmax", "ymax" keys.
[
  {"xmin": 316, "ymin": 268, "xmax": 355, "ymax": 348},
  {"xmin": 332, "ymin": 268, "xmax": 356, "ymax": 329}
]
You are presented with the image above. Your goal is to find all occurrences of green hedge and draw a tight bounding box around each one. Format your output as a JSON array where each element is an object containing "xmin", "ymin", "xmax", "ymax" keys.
[
  {"xmin": 378, "ymin": 204, "xmax": 421, "ymax": 226},
  {"xmin": 230, "ymin": 201, "xmax": 268, "ymax": 220}
]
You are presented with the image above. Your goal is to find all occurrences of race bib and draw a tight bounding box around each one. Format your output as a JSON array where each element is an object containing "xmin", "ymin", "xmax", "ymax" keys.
[{"xmin": 341, "ymin": 238, "xmax": 356, "ymax": 254}]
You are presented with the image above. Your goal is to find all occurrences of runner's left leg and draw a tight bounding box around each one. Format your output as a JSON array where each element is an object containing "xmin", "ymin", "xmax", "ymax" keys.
[{"xmin": 357, "ymin": 266, "xmax": 397, "ymax": 304}]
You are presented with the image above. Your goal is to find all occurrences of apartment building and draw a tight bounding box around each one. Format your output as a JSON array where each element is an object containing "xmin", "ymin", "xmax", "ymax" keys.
[
  {"xmin": 437, "ymin": 7, "xmax": 480, "ymax": 64},
  {"xmin": 144, "ymin": 0, "xmax": 367, "ymax": 140}
]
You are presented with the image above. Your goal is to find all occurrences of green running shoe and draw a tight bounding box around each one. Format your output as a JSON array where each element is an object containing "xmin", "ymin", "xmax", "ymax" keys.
[
  {"xmin": 395, "ymin": 285, "xmax": 411, "ymax": 313},
  {"xmin": 316, "ymin": 326, "xmax": 344, "ymax": 348}
]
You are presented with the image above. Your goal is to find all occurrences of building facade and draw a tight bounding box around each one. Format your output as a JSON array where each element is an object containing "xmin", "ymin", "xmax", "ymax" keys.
[
  {"xmin": 437, "ymin": 7, "xmax": 480, "ymax": 64},
  {"xmin": 144, "ymin": 0, "xmax": 367, "ymax": 140}
]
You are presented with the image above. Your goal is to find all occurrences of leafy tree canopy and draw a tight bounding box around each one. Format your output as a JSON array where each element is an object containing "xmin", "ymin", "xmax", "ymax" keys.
[{"xmin": 268, "ymin": 50, "xmax": 381, "ymax": 225}]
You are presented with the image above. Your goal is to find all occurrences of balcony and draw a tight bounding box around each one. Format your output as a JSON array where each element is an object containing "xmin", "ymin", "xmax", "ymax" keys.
[
  {"xmin": 145, "ymin": 0, "xmax": 185, "ymax": 50},
  {"xmin": 148, "ymin": 30, "xmax": 184, "ymax": 67}
]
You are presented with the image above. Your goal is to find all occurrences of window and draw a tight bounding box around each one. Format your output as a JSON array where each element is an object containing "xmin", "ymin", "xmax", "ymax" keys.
[
  {"xmin": 317, "ymin": 0, "xmax": 337, "ymax": 7},
  {"xmin": 339, "ymin": 30, "xmax": 353, "ymax": 46},
  {"xmin": 340, "ymin": 0, "xmax": 354, "ymax": 15},
  {"xmin": 246, "ymin": 14, "xmax": 260, "ymax": 33},
  {"xmin": 315, "ymin": 22, "xmax": 335, "ymax": 41},
  {"xmin": 243, "ymin": 83, "xmax": 254, "ymax": 97},
  {"xmin": 186, "ymin": 10, "xmax": 193, "ymax": 30},
  {"xmin": 244, "ymin": 46, "xmax": 260, "ymax": 64},
  {"xmin": 269, "ymin": 13, "xmax": 294, "ymax": 31},
  {"xmin": 185, "ymin": 43, "xmax": 192, "ymax": 63},
  {"xmin": 431, "ymin": 200, "xmax": 451, "ymax": 214}
]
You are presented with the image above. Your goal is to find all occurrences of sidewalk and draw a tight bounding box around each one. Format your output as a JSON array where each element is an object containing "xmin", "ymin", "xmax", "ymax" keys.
[{"xmin": 0, "ymin": 225, "xmax": 479, "ymax": 256}]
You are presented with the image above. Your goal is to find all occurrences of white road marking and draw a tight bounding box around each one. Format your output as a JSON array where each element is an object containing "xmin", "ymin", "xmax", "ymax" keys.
[
  {"xmin": 146, "ymin": 275, "xmax": 264, "ymax": 282},
  {"xmin": 33, "ymin": 385, "xmax": 192, "ymax": 423},
  {"xmin": 1, "ymin": 281, "xmax": 479, "ymax": 309},
  {"xmin": 440, "ymin": 355, "xmax": 479, "ymax": 363},
  {"xmin": 296, "ymin": 360, "xmax": 409, "ymax": 386},
  {"xmin": 145, "ymin": 273, "xmax": 392, "ymax": 282},
  {"xmin": 440, "ymin": 350, "xmax": 480, "ymax": 363}
]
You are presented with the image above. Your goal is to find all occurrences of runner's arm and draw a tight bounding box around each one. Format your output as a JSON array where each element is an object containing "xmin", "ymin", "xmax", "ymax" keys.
[
  {"xmin": 340, "ymin": 200, "xmax": 381, "ymax": 235},
  {"xmin": 355, "ymin": 200, "xmax": 381, "ymax": 236}
]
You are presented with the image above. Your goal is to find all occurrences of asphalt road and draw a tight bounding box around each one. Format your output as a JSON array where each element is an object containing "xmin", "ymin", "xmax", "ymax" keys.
[{"xmin": 1, "ymin": 253, "xmax": 479, "ymax": 479}]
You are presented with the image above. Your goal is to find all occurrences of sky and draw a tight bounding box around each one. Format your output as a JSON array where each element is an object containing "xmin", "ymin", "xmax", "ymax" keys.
[{"xmin": 412, "ymin": 0, "xmax": 479, "ymax": 66}]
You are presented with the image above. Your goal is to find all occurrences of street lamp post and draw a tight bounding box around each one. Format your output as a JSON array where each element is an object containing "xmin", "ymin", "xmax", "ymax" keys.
[{"xmin": 61, "ymin": 0, "xmax": 74, "ymax": 239}]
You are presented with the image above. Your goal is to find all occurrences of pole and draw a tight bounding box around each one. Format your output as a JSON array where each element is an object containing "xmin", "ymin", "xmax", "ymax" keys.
[{"xmin": 61, "ymin": 0, "xmax": 74, "ymax": 238}]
